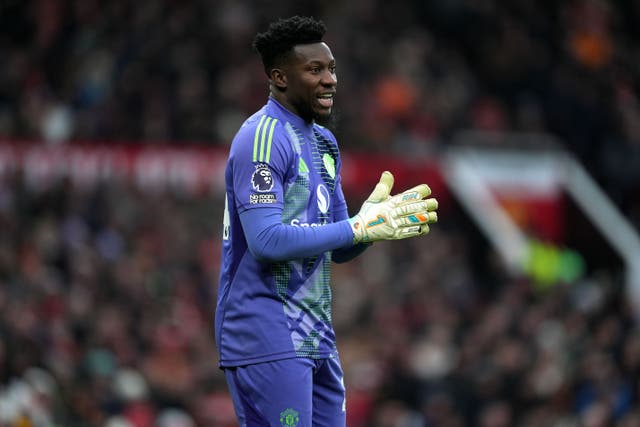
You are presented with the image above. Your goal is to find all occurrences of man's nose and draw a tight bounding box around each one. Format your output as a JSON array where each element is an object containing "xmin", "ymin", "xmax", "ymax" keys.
[{"xmin": 322, "ymin": 71, "xmax": 337, "ymax": 85}]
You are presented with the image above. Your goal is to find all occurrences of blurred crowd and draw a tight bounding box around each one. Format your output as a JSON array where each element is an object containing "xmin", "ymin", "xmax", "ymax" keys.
[
  {"xmin": 1, "ymin": 166, "xmax": 640, "ymax": 427},
  {"xmin": 2, "ymin": 0, "xmax": 640, "ymax": 426},
  {"xmin": 0, "ymin": 1, "xmax": 638, "ymax": 147},
  {"xmin": 1, "ymin": 0, "xmax": 639, "ymax": 224},
  {"xmin": 0, "ymin": 175, "xmax": 236, "ymax": 426}
]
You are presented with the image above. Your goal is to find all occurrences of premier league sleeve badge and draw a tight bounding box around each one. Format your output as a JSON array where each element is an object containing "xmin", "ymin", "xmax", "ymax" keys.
[{"xmin": 249, "ymin": 163, "xmax": 277, "ymax": 204}]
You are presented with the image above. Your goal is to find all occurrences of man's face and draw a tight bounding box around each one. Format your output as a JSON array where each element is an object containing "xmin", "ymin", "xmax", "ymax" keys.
[{"xmin": 281, "ymin": 42, "xmax": 337, "ymax": 123}]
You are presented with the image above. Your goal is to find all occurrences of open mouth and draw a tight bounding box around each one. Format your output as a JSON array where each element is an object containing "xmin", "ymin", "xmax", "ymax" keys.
[{"xmin": 317, "ymin": 93, "xmax": 334, "ymax": 109}]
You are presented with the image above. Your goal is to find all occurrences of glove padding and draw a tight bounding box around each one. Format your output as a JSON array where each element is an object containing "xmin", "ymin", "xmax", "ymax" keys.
[{"xmin": 348, "ymin": 171, "xmax": 438, "ymax": 243}]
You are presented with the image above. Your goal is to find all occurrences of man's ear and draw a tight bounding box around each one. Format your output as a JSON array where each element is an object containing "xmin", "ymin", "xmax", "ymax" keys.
[{"xmin": 270, "ymin": 68, "xmax": 287, "ymax": 90}]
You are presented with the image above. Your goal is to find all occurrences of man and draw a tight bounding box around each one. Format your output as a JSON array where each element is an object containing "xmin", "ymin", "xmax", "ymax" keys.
[{"xmin": 215, "ymin": 16, "xmax": 438, "ymax": 427}]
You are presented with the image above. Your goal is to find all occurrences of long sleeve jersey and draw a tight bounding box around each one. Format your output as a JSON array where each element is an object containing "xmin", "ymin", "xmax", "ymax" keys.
[{"xmin": 215, "ymin": 98, "xmax": 362, "ymax": 367}]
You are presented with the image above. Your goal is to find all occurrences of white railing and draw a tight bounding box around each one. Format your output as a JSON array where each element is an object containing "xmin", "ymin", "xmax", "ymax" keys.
[{"xmin": 443, "ymin": 135, "xmax": 640, "ymax": 321}]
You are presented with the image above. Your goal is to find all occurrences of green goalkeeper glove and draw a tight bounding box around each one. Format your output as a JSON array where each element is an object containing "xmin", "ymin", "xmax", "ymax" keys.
[{"xmin": 348, "ymin": 171, "xmax": 438, "ymax": 244}]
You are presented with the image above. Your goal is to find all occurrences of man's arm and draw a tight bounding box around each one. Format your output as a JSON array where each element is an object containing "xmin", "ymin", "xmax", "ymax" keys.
[
  {"xmin": 240, "ymin": 207, "xmax": 354, "ymax": 262},
  {"xmin": 331, "ymin": 183, "xmax": 371, "ymax": 264},
  {"xmin": 240, "ymin": 171, "xmax": 438, "ymax": 264}
]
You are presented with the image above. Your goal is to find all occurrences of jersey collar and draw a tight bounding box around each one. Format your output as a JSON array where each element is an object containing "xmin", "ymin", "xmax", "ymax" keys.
[{"xmin": 267, "ymin": 97, "xmax": 314, "ymax": 132}]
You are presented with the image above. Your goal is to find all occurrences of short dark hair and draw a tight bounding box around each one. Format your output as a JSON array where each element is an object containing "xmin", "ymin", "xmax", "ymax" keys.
[{"xmin": 252, "ymin": 16, "xmax": 327, "ymax": 76}]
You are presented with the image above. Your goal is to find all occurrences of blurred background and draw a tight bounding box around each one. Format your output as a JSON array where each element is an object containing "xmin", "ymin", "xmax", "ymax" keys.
[{"xmin": 1, "ymin": 0, "xmax": 640, "ymax": 426}]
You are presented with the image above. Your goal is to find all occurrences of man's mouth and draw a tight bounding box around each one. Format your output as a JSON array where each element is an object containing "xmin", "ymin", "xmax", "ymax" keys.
[{"xmin": 317, "ymin": 93, "xmax": 334, "ymax": 109}]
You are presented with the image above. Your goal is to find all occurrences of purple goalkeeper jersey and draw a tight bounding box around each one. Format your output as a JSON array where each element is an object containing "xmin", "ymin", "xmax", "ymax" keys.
[{"xmin": 215, "ymin": 98, "xmax": 354, "ymax": 367}]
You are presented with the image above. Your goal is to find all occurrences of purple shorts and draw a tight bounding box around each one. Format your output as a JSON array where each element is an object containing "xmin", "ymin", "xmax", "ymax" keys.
[{"xmin": 224, "ymin": 357, "xmax": 346, "ymax": 427}]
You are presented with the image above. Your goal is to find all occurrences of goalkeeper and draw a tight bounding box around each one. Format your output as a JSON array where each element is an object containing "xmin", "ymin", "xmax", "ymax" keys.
[{"xmin": 215, "ymin": 15, "xmax": 438, "ymax": 427}]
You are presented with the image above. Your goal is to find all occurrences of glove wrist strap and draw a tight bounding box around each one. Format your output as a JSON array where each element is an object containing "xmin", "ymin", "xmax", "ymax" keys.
[{"xmin": 347, "ymin": 217, "xmax": 365, "ymax": 244}]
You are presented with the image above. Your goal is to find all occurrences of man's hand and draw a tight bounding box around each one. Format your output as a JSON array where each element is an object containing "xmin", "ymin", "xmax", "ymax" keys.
[{"xmin": 348, "ymin": 171, "xmax": 438, "ymax": 243}]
